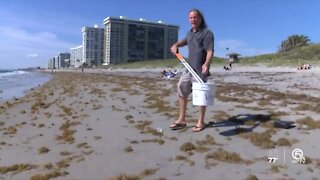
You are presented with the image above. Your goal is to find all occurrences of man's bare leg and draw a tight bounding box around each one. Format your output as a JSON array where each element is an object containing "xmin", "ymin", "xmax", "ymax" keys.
[
  {"xmin": 193, "ymin": 106, "xmax": 206, "ymax": 132},
  {"xmin": 170, "ymin": 96, "xmax": 187, "ymax": 128}
]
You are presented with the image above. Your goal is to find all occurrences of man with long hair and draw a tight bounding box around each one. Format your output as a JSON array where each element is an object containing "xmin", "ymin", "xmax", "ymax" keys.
[{"xmin": 170, "ymin": 9, "xmax": 214, "ymax": 132}]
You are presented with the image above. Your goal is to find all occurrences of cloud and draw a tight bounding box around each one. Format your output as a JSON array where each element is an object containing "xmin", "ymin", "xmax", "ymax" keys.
[
  {"xmin": 0, "ymin": 9, "xmax": 81, "ymax": 38},
  {"xmin": 0, "ymin": 8, "xmax": 81, "ymax": 69},
  {"xmin": 216, "ymin": 39, "xmax": 274, "ymax": 57},
  {"xmin": 0, "ymin": 25, "xmax": 77, "ymax": 68},
  {"xmin": 0, "ymin": 26, "xmax": 71, "ymax": 48},
  {"xmin": 0, "ymin": 26, "xmax": 74, "ymax": 49},
  {"xmin": 26, "ymin": 53, "xmax": 39, "ymax": 58}
]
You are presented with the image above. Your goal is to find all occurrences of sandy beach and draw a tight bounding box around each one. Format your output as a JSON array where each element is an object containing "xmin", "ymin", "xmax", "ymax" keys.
[{"xmin": 0, "ymin": 66, "xmax": 320, "ymax": 179}]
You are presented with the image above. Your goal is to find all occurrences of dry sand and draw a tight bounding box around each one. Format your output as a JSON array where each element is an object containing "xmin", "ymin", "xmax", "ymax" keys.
[{"xmin": 0, "ymin": 66, "xmax": 320, "ymax": 180}]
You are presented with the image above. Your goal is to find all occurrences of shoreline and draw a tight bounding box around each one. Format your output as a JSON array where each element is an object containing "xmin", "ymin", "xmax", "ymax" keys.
[
  {"xmin": 0, "ymin": 68, "xmax": 320, "ymax": 179},
  {"xmin": 0, "ymin": 71, "xmax": 52, "ymax": 102}
]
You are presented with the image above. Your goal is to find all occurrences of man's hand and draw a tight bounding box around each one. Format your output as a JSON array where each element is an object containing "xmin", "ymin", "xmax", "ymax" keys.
[
  {"xmin": 170, "ymin": 44, "xmax": 178, "ymax": 55},
  {"xmin": 170, "ymin": 40, "xmax": 187, "ymax": 55},
  {"xmin": 202, "ymin": 64, "xmax": 209, "ymax": 75},
  {"xmin": 202, "ymin": 50, "xmax": 213, "ymax": 75}
]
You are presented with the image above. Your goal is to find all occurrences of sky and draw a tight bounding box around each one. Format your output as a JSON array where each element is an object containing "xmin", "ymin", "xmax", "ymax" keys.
[{"xmin": 0, "ymin": 0, "xmax": 320, "ymax": 69}]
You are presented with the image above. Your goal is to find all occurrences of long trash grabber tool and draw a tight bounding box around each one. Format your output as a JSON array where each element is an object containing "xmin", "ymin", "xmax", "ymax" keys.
[{"xmin": 175, "ymin": 53, "xmax": 204, "ymax": 84}]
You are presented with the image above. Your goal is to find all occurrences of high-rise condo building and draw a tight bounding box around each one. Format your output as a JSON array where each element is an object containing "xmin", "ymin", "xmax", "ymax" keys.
[
  {"xmin": 82, "ymin": 25, "xmax": 104, "ymax": 66},
  {"xmin": 103, "ymin": 16, "xmax": 179, "ymax": 65},
  {"xmin": 70, "ymin": 45, "xmax": 83, "ymax": 68}
]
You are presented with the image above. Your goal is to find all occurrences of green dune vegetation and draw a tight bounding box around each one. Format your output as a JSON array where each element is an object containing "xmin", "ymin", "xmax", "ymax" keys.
[
  {"xmin": 105, "ymin": 34, "xmax": 320, "ymax": 69},
  {"xmin": 241, "ymin": 43, "xmax": 320, "ymax": 67}
]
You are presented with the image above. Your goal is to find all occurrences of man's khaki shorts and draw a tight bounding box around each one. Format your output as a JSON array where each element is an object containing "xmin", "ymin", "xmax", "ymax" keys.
[{"xmin": 177, "ymin": 70, "xmax": 208, "ymax": 97}]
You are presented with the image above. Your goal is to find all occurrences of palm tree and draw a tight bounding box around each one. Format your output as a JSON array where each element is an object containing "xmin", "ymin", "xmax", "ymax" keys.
[{"xmin": 279, "ymin": 34, "xmax": 310, "ymax": 52}]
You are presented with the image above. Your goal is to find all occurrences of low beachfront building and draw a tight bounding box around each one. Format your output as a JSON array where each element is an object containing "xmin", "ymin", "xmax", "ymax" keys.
[
  {"xmin": 70, "ymin": 45, "xmax": 83, "ymax": 68},
  {"xmin": 226, "ymin": 53, "xmax": 241, "ymax": 63},
  {"xmin": 57, "ymin": 53, "xmax": 71, "ymax": 68},
  {"xmin": 47, "ymin": 53, "xmax": 71, "ymax": 69},
  {"xmin": 53, "ymin": 56, "xmax": 59, "ymax": 69},
  {"xmin": 48, "ymin": 58, "xmax": 55, "ymax": 69}
]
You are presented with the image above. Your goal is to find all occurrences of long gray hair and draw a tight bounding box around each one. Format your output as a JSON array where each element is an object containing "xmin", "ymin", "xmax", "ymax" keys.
[{"xmin": 189, "ymin": 9, "xmax": 207, "ymax": 29}]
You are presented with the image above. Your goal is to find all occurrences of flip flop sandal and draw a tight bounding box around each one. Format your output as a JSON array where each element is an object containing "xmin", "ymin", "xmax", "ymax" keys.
[
  {"xmin": 192, "ymin": 125, "xmax": 206, "ymax": 132},
  {"xmin": 169, "ymin": 122, "xmax": 187, "ymax": 130}
]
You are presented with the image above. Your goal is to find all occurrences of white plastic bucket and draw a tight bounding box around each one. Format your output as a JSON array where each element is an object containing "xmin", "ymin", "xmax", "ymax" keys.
[{"xmin": 192, "ymin": 82, "xmax": 215, "ymax": 106}]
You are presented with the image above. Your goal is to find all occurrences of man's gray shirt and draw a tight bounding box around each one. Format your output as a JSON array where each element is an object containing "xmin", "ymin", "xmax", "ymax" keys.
[{"xmin": 184, "ymin": 28, "xmax": 214, "ymax": 78}]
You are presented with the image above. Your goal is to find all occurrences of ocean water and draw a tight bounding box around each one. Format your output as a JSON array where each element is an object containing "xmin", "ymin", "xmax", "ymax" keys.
[{"xmin": 0, "ymin": 69, "xmax": 52, "ymax": 101}]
